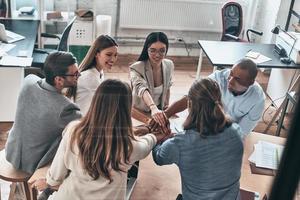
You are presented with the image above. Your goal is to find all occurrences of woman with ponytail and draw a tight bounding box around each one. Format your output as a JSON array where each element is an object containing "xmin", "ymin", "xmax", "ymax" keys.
[{"xmin": 152, "ymin": 78, "xmax": 244, "ymax": 200}]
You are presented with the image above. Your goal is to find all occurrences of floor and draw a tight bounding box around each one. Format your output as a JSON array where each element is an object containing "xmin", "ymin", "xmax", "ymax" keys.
[{"xmin": 0, "ymin": 54, "xmax": 293, "ymax": 199}]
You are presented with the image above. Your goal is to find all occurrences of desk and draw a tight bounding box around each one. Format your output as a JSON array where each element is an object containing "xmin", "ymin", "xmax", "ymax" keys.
[
  {"xmin": 0, "ymin": 19, "xmax": 39, "ymax": 121},
  {"xmin": 275, "ymin": 92, "xmax": 297, "ymax": 136},
  {"xmin": 241, "ymin": 132, "xmax": 286, "ymax": 199},
  {"xmin": 197, "ymin": 40, "xmax": 300, "ymax": 135},
  {"xmin": 197, "ymin": 40, "xmax": 300, "ymax": 71}
]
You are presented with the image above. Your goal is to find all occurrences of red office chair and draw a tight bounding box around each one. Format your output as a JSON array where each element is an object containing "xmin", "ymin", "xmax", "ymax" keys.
[{"xmin": 221, "ymin": 1, "xmax": 263, "ymax": 42}]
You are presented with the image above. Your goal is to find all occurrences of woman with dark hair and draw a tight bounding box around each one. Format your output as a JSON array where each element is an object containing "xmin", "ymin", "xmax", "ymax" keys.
[
  {"xmin": 34, "ymin": 79, "xmax": 167, "ymax": 199},
  {"xmin": 129, "ymin": 32, "xmax": 174, "ymax": 128},
  {"xmin": 67, "ymin": 35, "xmax": 118, "ymax": 115},
  {"xmin": 153, "ymin": 78, "xmax": 244, "ymax": 200}
]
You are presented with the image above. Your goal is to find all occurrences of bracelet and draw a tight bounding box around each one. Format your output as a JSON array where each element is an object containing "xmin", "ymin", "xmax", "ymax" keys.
[{"xmin": 148, "ymin": 103, "xmax": 156, "ymax": 108}]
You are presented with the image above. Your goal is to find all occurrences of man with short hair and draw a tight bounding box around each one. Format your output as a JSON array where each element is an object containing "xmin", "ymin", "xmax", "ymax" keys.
[
  {"xmin": 164, "ymin": 58, "xmax": 265, "ymax": 137},
  {"xmin": 6, "ymin": 51, "xmax": 82, "ymax": 174}
]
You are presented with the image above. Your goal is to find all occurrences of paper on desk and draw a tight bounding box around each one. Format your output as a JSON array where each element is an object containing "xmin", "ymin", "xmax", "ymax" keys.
[
  {"xmin": 169, "ymin": 117, "xmax": 184, "ymax": 133},
  {"xmin": 245, "ymin": 51, "xmax": 272, "ymax": 64},
  {"xmin": 0, "ymin": 43, "xmax": 16, "ymax": 53},
  {"xmin": 249, "ymin": 141, "xmax": 284, "ymax": 170},
  {"xmin": 0, "ymin": 55, "xmax": 32, "ymax": 67}
]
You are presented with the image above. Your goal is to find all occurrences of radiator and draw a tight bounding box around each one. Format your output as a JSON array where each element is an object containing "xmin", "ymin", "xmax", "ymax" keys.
[{"xmin": 120, "ymin": 0, "xmax": 233, "ymax": 32}]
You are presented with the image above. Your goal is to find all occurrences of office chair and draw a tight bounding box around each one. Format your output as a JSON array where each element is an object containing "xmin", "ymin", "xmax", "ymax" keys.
[
  {"xmin": 221, "ymin": 2, "xmax": 263, "ymax": 42},
  {"xmin": 32, "ymin": 16, "xmax": 76, "ymax": 69}
]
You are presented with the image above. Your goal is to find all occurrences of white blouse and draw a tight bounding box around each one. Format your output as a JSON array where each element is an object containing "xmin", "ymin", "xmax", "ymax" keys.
[
  {"xmin": 75, "ymin": 67, "xmax": 104, "ymax": 115},
  {"xmin": 152, "ymin": 84, "xmax": 163, "ymax": 106},
  {"xmin": 47, "ymin": 121, "xmax": 157, "ymax": 200}
]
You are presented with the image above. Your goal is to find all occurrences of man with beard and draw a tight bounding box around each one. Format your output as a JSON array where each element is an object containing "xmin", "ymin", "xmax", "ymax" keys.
[
  {"xmin": 6, "ymin": 51, "xmax": 82, "ymax": 174},
  {"xmin": 163, "ymin": 58, "xmax": 265, "ymax": 138}
]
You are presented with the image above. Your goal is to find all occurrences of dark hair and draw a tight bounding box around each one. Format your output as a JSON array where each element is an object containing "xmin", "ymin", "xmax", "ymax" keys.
[
  {"xmin": 70, "ymin": 79, "xmax": 134, "ymax": 182},
  {"xmin": 183, "ymin": 78, "xmax": 232, "ymax": 136},
  {"xmin": 43, "ymin": 51, "xmax": 77, "ymax": 86},
  {"xmin": 137, "ymin": 32, "xmax": 169, "ymax": 61},
  {"xmin": 66, "ymin": 35, "xmax": 118, "ymax": 98},
  {"xmin": 235, "ymin": 58, "xmax": 258, "ymax": 81}
]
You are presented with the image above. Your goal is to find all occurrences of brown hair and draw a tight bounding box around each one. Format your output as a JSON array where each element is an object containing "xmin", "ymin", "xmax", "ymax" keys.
[
  {"xmin": 70, "ymin": 79, "xmax": 134, "ymax": 182},
  {"xmin": 44, "ymin": 51, "xmax": 77, "ymax": 86},
  {"xmin": 183, "ymin": 78, "xmax": 232, "ymax": 136},
  {"xmin": 66, "ymin": 35, "xmax": 118, "ymax": 98}
]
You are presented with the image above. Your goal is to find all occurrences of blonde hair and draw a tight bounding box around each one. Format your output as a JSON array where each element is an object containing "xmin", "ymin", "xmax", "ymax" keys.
[
  {"xmin": 183, "ymin": 78, "xmax": 232, "ymax": 136},
  {"xmin": 70, "ymin": 79, "xmax": 134, "ymax": 182}
]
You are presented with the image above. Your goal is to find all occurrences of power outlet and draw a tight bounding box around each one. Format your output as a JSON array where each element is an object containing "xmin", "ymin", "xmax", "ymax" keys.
[{"xmin": 175, "ymin": 37, "xmax": 183, "ymax": 42}]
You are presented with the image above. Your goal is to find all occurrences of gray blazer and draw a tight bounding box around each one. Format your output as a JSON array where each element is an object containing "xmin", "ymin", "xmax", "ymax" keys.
[
  {"xmin": 129, "ymin": 59, "xmax": 174, "ymax": 112},
  {"xmin": 5, "ymin": 75, "xmax": 82, "ymax": 174}
]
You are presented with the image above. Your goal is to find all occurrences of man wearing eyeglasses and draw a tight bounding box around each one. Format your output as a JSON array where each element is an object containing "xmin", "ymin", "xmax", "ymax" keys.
[
  {"xmin": 6, "ymin": 51, "xmax": 82, "ymax": 175},
  {"xmin": 163, "ymin": 58, "xmax": 265, "ymax": 138}
]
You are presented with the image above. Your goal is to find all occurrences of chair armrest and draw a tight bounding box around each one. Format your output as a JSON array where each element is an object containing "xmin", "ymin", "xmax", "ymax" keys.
[
  {"xmin": 33, "ymin": 48, "xmax": 50, "ymax": 54},
  {"xmin": 246, "ymin": 29, "xmax": 263, "ymax": 42},
  {"xmin": 41, "ymin": 33, "xmax": 61, "ymax": 40},
  {"xmin": 224, "ymin": 34, "xmax": 240, "ymax": 41}
]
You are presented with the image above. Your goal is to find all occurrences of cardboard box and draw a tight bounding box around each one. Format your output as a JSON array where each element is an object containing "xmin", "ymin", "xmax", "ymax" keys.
[{"xmin": 276, "ymin": 32, "xmax": 300, "ymax": 64}]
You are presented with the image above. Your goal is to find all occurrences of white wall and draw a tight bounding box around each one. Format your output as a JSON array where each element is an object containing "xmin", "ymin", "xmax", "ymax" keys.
[{"xmin": 50, "ymin": 0, "xmax": 292, "ymax": 56}]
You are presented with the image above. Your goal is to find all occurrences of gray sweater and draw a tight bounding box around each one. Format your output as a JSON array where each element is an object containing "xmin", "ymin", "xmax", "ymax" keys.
[
  {"xmin": 152, "ymin": 123, "xmax": 243, "ymax": 200},
  {"xmin": 6, "ymin": 75, "xmax": 82, "ymax": 174}
]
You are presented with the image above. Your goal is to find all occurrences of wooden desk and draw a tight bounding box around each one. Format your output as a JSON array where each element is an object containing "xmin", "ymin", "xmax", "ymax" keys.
[
  {"xmin": 241, "ymin": 132, "xmax": 286, "ymax": 199},
  {"xmin": 0, "ymin": 19, "xmax": 39, "ymax": 121}
]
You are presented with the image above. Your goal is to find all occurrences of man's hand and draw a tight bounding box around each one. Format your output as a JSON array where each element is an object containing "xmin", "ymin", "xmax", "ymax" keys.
[
  {"xmin": 31, "ymin": 178, "xmax": 48, "ymax": 191},
  {"xmin": 31, "ymin": 178, "xmax": 59, "ymax": 191}
]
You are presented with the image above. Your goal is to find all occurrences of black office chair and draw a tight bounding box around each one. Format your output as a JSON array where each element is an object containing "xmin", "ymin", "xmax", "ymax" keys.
[
  {"xmin": 32, "ymin": 17, "xmax": 76, "ymax": 69},
  {"xmin": 221, "ymin": 2, "xmax": 263, "ymax": 42}
]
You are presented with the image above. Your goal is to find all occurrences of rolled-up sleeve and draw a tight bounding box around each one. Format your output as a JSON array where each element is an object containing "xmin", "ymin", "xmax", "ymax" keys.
[{"xmin": 129, "ymin": 64, "xmax": 149, "ymax": 97}]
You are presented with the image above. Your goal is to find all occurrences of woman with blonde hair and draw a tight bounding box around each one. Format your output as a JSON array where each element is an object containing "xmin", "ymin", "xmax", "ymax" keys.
[
  {"xmin": 35, "ymin": 79, "xmax": 167, "ymax": 199},
  {"xmin": 67, "ymin": 35, "xmax": 118, "ymax": 115},
  {"xmin": 153, "ymin": 78, "xmax": 244, "ymax": 200}
]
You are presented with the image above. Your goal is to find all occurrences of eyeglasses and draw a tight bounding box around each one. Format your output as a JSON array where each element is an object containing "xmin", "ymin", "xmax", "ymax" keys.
[
  {"xmin": 148, "ymin": 48, "xmax": 166, "ymax": 56},
  {"xmin": 62, "ymin": 71, "xmax": 81, "ymax": 78}
]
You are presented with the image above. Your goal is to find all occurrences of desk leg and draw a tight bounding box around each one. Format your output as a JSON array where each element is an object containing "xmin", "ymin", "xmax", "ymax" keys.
[
  {"xmin": 264, "ymin": 73, "xmax": 300, "ymax": 134},
  {"xmin": 275, "ymin": 98, "xmax": 290, "ymax": 136},
  {"xmin": 196, "ymin": 48, "xmax": 203, "ymax": 80}
]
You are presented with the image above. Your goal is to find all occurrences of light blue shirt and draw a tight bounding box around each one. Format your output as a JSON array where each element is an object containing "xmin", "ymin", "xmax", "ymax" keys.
[
  {"xmin": 153, "ymin": 124, "xmax": 243, "ymax": 200},
  {"xmin": 209, "ymin": 69, "xmax": 265, "ymax": 137}
]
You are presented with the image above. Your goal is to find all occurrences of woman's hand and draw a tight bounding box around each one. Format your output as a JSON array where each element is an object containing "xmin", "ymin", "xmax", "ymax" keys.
[
  {"xmin": 150, "ymin": 105, "xmax": 168, "ymax": 127},
  {"xmin": 152, "ymin": 131, "xmax": 174, "ymax": 144}
]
